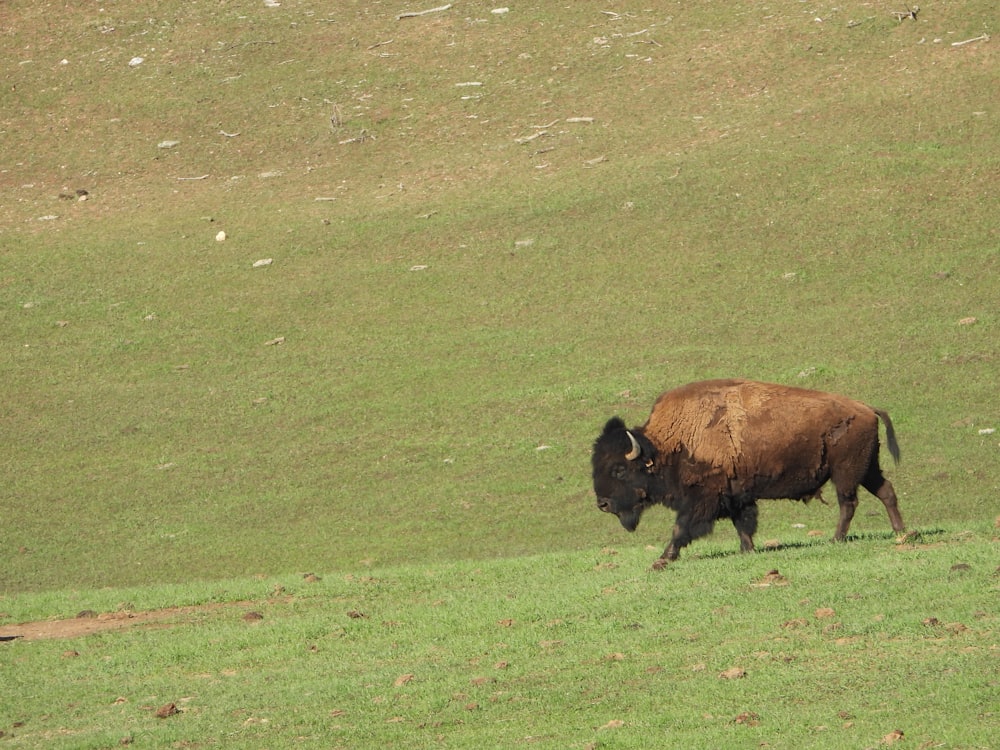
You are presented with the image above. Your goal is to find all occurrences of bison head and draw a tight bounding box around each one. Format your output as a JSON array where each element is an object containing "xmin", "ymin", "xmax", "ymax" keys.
[{"xmin": 591, "ymin": 417, "xmax": 660, "ymax": 532}]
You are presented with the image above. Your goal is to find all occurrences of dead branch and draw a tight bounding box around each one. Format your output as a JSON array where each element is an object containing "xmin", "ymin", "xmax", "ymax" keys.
[
  {"xmin": 176, "ymin": 175, "xmax": 210, "ymax": 181},
  {"xmin": 515, "ymin": 130, "xmax": 547, "ymax": 144},
  {"xmin": 339, "ymin": 129, "xmax": 373, "ymax": 145},
  {"xmin": 891, "ymin": 6, "xmax": 918, "ymax": 21},
  {"xmin": 599, "ymin": 11, "xmax": 634, "ymax": 21},
  {"xmin": 367, "ymin": 39, "xmax": 394, "ymax": 50},
  {"xmin": 397, "ymin": 4, "xmax": 452, "ymax": 20},
  {"xmin": 951, "ymin": 33, "xmax": 989, "ymax": 47}
]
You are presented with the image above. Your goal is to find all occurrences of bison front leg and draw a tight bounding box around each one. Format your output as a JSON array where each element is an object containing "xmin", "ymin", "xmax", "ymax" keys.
[
  {"xmin": 730, "ymin": 502, "xmax": 759, "ymax": 553},
  {"xmin": 653, "ymin": 516, "xmax": 715, "ymax": 570}
]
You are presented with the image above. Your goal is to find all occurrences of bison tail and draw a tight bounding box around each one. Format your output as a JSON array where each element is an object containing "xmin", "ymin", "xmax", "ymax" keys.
[{"xmin": 873, "ymin": 408, "xmax": 901, "ymax": 465}]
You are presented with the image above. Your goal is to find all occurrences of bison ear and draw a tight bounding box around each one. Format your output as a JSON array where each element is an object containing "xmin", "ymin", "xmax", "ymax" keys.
[
  {"xmin": 601, "ymin": 417, "xmax": 627, "ymax": 437},
  {"xmin": 599, "ymin": 418, "xmax": 644, "ymax": 461}
]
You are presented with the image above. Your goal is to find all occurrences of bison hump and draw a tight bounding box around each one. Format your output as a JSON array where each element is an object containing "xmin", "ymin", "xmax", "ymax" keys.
[
  {"xmin": 644, "ymin": 382, "xmax": 756, "ymax": 475},
  {"xmin": 645, "ymin": 379, "xmax": 867, "ymax": 478}
]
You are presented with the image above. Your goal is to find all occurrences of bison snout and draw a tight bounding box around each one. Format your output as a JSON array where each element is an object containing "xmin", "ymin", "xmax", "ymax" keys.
[
  {"xmin": 617, "ymin": 510, "xmax": 640, "ymax": 532},
  {"xmin": 596, "ymin": 498, "xmax": 613, "ymax": 514}
]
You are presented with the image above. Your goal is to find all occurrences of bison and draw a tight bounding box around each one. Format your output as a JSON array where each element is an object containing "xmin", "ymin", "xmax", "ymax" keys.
[{"xmin": 591, "ymin": 379, "xmax": 906, "ymax": 568}]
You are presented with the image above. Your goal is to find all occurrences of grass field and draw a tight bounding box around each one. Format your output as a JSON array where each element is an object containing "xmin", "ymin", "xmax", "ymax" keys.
[
  {"xmin": 2, "ymin": 530, "xmax": 998, "ymax": 749},
  {"xmin": 1, "ymin": 0, "xmax": 998, "ymax": 746}
]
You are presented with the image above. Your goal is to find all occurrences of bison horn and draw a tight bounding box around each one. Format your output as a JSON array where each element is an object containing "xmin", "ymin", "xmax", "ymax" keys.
[{"xmin": 625, "ymin": 430, "xmax": 642, "ymax": 461}]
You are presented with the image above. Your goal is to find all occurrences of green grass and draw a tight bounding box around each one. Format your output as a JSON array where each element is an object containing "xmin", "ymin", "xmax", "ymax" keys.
[
  {"xmin": 2, "ymin": 529, "xmax": 997, "ymax": 748},
  {"xmin": 1, "ymin": 1, "xmax": 998, "ymax": 745}
]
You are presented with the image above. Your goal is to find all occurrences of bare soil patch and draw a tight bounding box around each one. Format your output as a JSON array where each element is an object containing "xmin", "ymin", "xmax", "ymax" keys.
[{"xmin": 0, "ymin": 602, "xmax": 253, "ymax": 642}]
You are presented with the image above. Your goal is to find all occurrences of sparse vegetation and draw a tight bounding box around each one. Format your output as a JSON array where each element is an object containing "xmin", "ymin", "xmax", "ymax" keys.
[{"xmin": 1, "ymin": 0, "xmax": 997, "ymax": 746}]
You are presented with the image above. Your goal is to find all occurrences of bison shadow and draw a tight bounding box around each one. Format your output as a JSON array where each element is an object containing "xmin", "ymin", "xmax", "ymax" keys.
[{"xmin": 691, "ymin": 528, "xmax": 942, "ymax": 561}]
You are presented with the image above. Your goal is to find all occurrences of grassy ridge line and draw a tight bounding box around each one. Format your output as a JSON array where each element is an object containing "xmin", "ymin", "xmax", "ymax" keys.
[{"xmin": 1, "ymin": 528, "xmax": 997, "ymax": 748}]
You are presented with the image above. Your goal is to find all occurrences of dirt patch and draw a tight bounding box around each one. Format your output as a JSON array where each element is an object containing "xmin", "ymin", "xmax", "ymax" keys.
[{"xmin": 0, "ymin": 602, "xmax": 253, "ymax": 642}]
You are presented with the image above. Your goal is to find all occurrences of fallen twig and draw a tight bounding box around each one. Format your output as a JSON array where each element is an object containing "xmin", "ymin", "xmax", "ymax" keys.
[
  {"xmin": 176, "ymin": 175, "xmax": 210, "ymax": 181},
  {"xmin": 219, "ymin": 130, "xmax": 241, "ymax": 138},
  {"xmin": 565, "ymin": 117, "xmax": 594, "ymax": 124},
  {"xmin": 367, "ymin": 39, "xmax": 394, "ymax": 50},
  {"xmin": 891, "ymin": 6, "xmax": 918, "ymax": 21},
  {"xmin": 224, "ymin": 40, "xmax": 277, "ymax": 50},
  {"xmin": 397, "ymin": 3, "xmax": 452, "ymax": 20},
  {"xmin": 339, "ymin": 129, "xmax": 373, "ymax": 145},
  {"xmin": 515, "ymin": 130, "xmax": 547, "ymax": 144},
  {"xmin": 951, "ymin": 33, "xmax": 989, "ymax": 47}
]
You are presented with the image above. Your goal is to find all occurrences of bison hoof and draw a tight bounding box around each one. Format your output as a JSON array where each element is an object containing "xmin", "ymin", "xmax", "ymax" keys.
[{"xmin": 651, "ymin": 558, "xmax": 670, "ymax": 571}]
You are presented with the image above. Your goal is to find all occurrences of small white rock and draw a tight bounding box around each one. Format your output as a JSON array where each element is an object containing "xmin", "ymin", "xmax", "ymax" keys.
[
  {"xmin": 979, "ymin": 428, "xmax": 996, "ymax": 435},
  {"xmin": 128, "ymin": 56, "xmax": 145, "ymax": 67},
  {"xmin": 252, "ymin": 258, "xmax": 273, "ymax": 268},
  {"xmin": 492, "ymin": 7, "xmax": 509, "ymax": 14},
  {"xmin": 215, "ymin": 230, "xmax": 227, "ymax": 242},
  {"xmin": 157, "ymin": 140, "xmax": 180, "ymax": 149}
]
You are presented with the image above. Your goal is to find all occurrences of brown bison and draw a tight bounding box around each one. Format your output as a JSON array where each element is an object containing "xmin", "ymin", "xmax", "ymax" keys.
[{"xmin": 591, "ymin": 379, "xmax": 906, "ymax": 568}]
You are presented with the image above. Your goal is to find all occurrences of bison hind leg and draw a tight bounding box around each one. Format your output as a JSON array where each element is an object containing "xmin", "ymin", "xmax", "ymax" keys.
[
  {"xmin": 861, "ymin": 472, "xmax": 906, "ymax": 534},
  {"xmin": 832, "ymin": 487, "xmax": 859, "ymax": 541}
]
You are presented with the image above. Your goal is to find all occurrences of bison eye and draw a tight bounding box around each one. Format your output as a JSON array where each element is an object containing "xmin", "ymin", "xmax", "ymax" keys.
[{"xmin": 612, "ymin": 465, "xmax": 627, "ymax": 480}]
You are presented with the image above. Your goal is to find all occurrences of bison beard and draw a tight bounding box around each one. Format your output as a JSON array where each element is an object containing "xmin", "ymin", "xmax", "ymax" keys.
[{"xmin": 591, "ymin": 379, "xmax": 906, "ymax": 568}]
